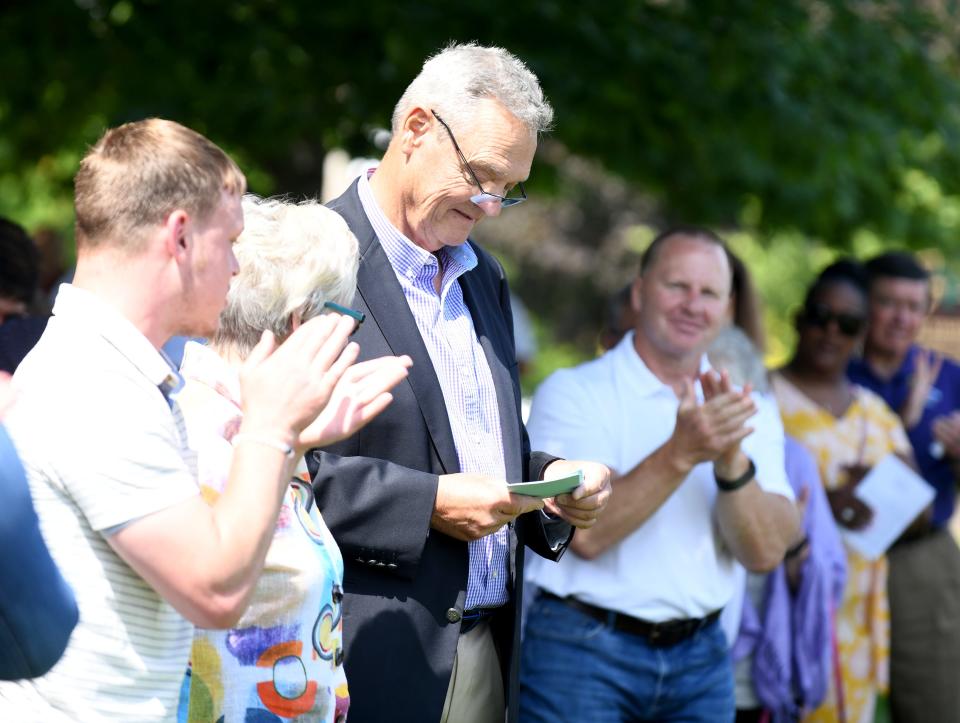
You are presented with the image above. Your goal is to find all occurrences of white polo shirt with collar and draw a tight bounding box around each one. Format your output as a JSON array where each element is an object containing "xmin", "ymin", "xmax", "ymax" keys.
[
  {"xmin": 0, "ymin": 284, "xmax": 200, "ymax": 722},
  {"xmin": 525, "ymin": 330, "xmax": 793, "ymax": 623}
]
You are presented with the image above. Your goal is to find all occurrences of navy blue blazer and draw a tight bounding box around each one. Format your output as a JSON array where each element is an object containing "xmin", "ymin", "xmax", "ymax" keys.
[{"xmin": 310, "ymin": 180, "xmax": 570, "ymax": 722}]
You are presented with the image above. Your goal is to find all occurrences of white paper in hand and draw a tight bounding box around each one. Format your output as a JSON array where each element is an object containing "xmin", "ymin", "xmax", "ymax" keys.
[{"xmin": 841, "ymin": 454, "xmax": 934, "ymax": 561}]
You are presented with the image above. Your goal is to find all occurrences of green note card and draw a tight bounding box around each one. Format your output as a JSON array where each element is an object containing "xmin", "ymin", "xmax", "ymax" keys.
[{"xmin": 508, "ymin": 470, "xmax": 583, "ymax": 498}]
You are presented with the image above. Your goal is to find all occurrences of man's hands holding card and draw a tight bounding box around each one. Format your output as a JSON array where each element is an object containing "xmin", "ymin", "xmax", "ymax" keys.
[{"xmin": 540, "ymin": 460, "xmax": 613, "ymax": 529}]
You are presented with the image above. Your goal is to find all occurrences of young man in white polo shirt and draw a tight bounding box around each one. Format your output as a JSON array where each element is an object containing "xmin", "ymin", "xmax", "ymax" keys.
[
  {"xmin": 519, "ymin": 227, "xmax": 799, "ymax": 722},
  {"xmin": 0, "ymin": 119, "xmax": 409, "ymax": 721}
]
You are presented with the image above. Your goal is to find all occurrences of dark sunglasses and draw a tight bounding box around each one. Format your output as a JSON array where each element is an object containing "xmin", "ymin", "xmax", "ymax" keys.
[{"xmin": 802, "ymin": 303, "xmax": 865, "ymax": 337}]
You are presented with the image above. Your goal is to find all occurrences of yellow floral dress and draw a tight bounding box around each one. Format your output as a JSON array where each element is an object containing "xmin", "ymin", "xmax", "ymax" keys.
[{"xmin": 772, "ymin": 374, "xmax": 909, "ymax": 723}]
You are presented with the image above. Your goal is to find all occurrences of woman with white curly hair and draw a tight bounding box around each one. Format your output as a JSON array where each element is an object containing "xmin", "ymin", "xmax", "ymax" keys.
[{"xmin": 177, "ymin": 195, "xmax": 411, "ymax": 723}]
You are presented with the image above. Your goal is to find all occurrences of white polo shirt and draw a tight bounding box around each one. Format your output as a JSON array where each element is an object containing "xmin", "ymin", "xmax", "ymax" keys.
[
  {"xmin": 0, "ymin": 285, "xmax": 200, "ymax": 722},
  {"xmin": 526, "ymin": 331, "xmax": 792, "ymax": 622}
]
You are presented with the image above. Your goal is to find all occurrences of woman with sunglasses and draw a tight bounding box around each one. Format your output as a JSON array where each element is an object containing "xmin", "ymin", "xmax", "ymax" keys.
[{"xmin": 770, "ymin": 259, "xmax": 912, "ymax": 723}]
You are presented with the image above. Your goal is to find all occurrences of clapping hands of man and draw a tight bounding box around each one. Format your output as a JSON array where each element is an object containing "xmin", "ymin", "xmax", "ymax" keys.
[
  {"xmin": 240, "ymin": 313, "xmax": 412, "ymax": 456},
  {"xmin": 669, "ymin": 369, "xmax": 757, "ymax": 476}
]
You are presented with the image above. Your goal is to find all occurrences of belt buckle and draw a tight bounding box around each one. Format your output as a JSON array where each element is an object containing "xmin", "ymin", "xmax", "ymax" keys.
[
  {"xmin": 647, "ymin": 624, "xmax": 662, "ymax": 645},
  {"xmin": 646, "ymin": 619, "xmax": 688, "ymax": 648}
]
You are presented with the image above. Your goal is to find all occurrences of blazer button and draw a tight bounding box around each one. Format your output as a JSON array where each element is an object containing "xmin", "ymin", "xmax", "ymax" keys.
[
  {"xmin": 445, "ymin": 607, "xmax": 462, "ymax": 624},
  {"xmin": 386, "ymin": 563, "xmax": 398, "ymax": 569}
]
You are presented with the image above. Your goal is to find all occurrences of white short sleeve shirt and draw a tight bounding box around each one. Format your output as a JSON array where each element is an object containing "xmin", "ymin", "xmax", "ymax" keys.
[
  {"xmin": 525, "ymin": 331, "xmax": 793, "ymax": 622},
  {"xmin": 0, "ymin": 285, "xmax": 200, "ymax": 722}
]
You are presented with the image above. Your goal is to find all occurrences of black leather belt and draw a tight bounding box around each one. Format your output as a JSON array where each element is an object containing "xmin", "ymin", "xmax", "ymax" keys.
[{"xmin": 541, "ymin": 591, "xmax": 721, "ymax": 648}]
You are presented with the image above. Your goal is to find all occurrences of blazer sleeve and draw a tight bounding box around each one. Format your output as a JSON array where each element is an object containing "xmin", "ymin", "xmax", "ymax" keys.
[{"xmin": 309, "ymin": 444, "xmax": 439, "ymax": 580}]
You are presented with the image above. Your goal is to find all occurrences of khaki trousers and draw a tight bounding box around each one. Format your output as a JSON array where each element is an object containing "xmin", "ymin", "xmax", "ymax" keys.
[
  {"xmin": 439, "ymin": 621, "xmax": 505, "ymax": 723},
  {"xmin": 888, "ymin": 528, "xmax": 960, "ymax": 723}
]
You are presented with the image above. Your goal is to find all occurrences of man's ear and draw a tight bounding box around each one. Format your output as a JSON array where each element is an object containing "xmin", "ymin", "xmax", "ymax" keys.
[
  {"xmin": 162, "ymin": 209, "xmax": 190, "ymax": 261},
  {"xmin": 398, "ymin": 107, "xmax": 432, "ymax": 155}
]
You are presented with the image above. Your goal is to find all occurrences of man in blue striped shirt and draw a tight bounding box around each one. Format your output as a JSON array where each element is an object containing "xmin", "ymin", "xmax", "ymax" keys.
[{"xmin": 312, "ymin": 43, "xmax": 612, "ymax": 723}]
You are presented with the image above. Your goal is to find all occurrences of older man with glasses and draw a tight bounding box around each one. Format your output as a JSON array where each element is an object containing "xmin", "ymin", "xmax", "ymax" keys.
[{"xmin": 311, "ymin": 43, "xmax": 612, "ymax": 723}]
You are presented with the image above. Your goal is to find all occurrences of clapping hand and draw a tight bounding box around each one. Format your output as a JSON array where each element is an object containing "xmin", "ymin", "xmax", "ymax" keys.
[
  {"xmin": 933, "ymin": 412, "xmax": 960, "ymax": 460},
  {"xmin": 240, "ymin": 313, "xmax": 404, "ymax": 455},
  {"xmin": 668, "ymin": 369, "xmax": 757, "ymax": 473},
  {"xmin": 902, "ymin": 350, "xmax": 943, "ymax": 429},
  {"xmin": 300, "ymin": 354, "xmax": 412, "ymax": 448}
]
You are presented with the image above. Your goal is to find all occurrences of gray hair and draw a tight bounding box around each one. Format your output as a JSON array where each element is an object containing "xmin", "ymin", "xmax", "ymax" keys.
[
  {"xmin": 391, "ymin": 42, "xmax": 553, "ymax": 135},
  {"xmin": 707, "ymin": 325, "xmax": 769, "ymax": 394},
  {"xmin": 214, "ymin": 195, "xmax": 359, "ymax": 356}
]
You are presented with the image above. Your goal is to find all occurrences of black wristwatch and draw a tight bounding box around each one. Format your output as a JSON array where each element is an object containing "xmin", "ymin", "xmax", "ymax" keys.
[{"xmin": 714, "ymin": 457, "xmax": 756, "ymax": 492}]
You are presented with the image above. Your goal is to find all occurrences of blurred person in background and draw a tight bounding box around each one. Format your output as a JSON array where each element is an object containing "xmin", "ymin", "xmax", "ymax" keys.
[
  {"xmin": 178, "ymin": 196, "xmax": 409, "ymax": 722},
  {"xmin": 520, "ymin": 227, "xmax": 797, "ymax": 723},
  {"xmin": 771, "ymin": 259, "xmax": 914, "ymax": 723},
  {"xmin": 0, "ymin": 371, "xmax": 78, "ymax": 681},
  {"xmin": 847, "ymin": 251, "xmax": 960, "ymax": 722},
  {"xmin": 0, "ymin": 218, "xmax": 49, "ymax": 374},
  {"xmin": 0, "ymin": 218, "xmax": 38, "ymax": 325},
  {"xmin": 710, "ymin": 326, "xmax": 846, "ymax": 723}
]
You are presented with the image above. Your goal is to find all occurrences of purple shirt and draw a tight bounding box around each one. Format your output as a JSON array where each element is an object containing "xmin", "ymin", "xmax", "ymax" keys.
[
  {"xmin": 849, "ymin": 346, "xmax": 960, "ymax": 526},
  {"xmin": 732, "ymin": 436, "xmax": 846, "ymax": 721},
  {"xmin": 357, "ymin": 171, "xmax": 510, "ymax": 611}
]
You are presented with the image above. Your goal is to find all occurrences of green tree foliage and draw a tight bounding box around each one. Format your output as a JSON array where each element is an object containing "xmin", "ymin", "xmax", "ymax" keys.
[
  {"xmin": 3, "ymin": 0, "xmax": 960, "ymax": 242},
  {"xmin": 3, "ymin": 0, "xmax": 959, "ymax": 365}
]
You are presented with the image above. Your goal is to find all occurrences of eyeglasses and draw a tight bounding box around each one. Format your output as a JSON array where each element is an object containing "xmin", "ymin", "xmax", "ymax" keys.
[
  {"xmin": 431, "ymin": 110, "xmax": 527, "ymax": 208},
  {"xmin": 803, "ymin": 302, "xmax": 865, "ymax": 337}
]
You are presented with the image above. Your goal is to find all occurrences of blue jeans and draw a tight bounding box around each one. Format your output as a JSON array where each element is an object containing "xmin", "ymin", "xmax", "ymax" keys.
[{"xmin": 519, "ymin": 594, "xmax": 734, "ymax": 722}]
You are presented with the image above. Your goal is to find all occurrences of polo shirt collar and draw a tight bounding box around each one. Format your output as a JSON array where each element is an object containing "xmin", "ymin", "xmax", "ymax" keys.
[
  {"xmin": 613, "ymin": 330, "xmax": 711, "ymax": 397},
  {"xmin": 52, "ymin": 284, "xmax": 183, "ymax": 396},
  {"xmin": 852, "ymin": 345, "xmax": 918, "ymax": 385}
]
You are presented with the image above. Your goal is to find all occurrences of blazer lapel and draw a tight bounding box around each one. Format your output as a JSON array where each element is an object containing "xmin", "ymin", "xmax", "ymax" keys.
[{"xmin": 332, "ymin": 182, "xmax": 461, "ymax": 476}]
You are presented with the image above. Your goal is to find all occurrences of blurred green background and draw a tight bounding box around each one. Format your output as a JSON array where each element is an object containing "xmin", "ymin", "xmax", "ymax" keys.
[{"xmin": 4, "ymin": 0, "xmax": 960, "ymax": 389}]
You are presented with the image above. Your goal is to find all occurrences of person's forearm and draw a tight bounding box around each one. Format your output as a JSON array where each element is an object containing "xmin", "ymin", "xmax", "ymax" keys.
[
  {"xmin": 715, "ymin": 483, "xmax": 798, "ymax": 573},
  {"xmin": 109, "ymin": 435, "xmax": 296, "ymax": 630},
  {"xmin": 570, "ymin": 440, "xmax": 690, "ymax": 560},
  {"xmin": 204, "ymin": 441, "xmax": 296, "ymax": 610}
]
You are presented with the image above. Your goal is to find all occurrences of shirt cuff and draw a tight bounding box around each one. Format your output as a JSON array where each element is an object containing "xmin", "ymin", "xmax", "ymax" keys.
[{"xmin": 541, "ymin": 511, "xmax": 573, "ymax": 552}]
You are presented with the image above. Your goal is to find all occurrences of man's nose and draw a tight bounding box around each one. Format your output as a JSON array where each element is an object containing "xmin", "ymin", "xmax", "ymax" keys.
[{"xmin": 473, "ymin": 197, "xmax": 503, "ymax": 217}]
